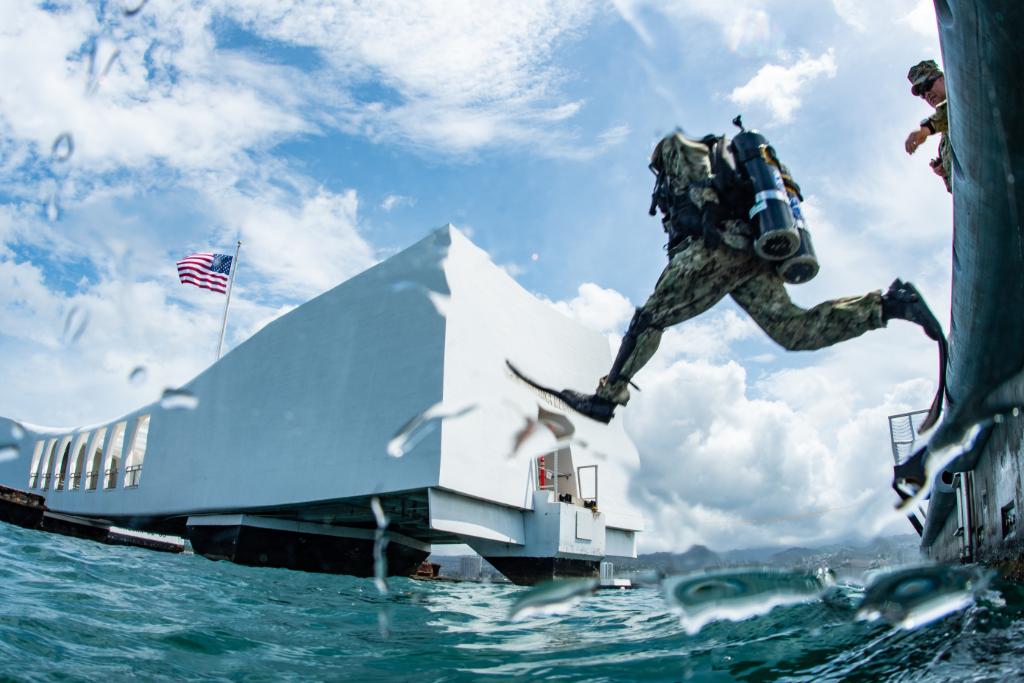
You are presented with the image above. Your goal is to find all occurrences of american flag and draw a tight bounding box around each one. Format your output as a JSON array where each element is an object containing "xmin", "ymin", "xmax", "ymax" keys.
[{"xmin": 176, "ymin": 252, "xmax": 233, "ymax": 294}]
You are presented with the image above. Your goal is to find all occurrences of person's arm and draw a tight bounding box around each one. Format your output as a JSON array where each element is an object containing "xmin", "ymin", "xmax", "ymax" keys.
[
  {"xmin": 906, "ymin": 102, "xmax": 949, "ymax": 154},
  {"xmin": 905, "ymin": 120, "xmax": 933, "ymax": 154}
]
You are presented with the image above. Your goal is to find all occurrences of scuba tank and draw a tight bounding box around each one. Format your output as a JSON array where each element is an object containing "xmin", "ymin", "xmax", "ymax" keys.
[
  {"xmin": 777, "ymin": 194, "xmax": 819, "ymax": 284},
  {"xmin": 728, "ymin": 118, "xmax": 801, "ymax": 261},
  {"xmin": 729, "ymin": 116, "xmax": 818, "ymax": 283}
]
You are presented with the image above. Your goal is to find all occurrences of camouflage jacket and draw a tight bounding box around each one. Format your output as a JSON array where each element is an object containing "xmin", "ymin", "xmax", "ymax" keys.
[{"xmin": 922, "ymin": 101, "xmax": 952, "ymax": 192}]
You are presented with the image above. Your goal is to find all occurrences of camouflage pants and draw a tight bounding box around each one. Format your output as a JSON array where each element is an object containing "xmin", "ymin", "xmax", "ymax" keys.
[{"xmin": 596, "ymin": 237, "xmax": 885, "ymax": 404}]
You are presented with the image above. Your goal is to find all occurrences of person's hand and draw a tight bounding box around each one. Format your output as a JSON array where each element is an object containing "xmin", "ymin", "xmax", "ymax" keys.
[
  {"xmin": 930, "ymin": 158, "xmax": 946, "ymax": 178},
  {"xmin": 905, "ymin": 127, "xmax": 930, "ymax": 154}
]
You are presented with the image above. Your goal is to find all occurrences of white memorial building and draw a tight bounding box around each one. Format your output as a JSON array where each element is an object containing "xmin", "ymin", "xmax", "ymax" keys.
[{"xmin": 0, "ymin": 226, "xmax": 644, "ymax": 584}]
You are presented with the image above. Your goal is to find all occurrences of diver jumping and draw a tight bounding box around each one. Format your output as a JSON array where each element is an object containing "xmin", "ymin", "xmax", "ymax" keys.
[{"xmin": 511, "ymin": 118, "xmax": 947, "ymax": 431}]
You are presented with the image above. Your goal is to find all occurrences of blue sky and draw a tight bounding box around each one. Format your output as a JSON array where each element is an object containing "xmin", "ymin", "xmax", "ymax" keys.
[{"xmin": 0, "ymin": 0, "xmax": 953, "ymax": 551}]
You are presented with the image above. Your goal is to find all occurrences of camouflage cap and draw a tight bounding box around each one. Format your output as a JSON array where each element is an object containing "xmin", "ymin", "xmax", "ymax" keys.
[{"xmin": 908, "ymin": 59, "xmax": 942, "ymax": 94}]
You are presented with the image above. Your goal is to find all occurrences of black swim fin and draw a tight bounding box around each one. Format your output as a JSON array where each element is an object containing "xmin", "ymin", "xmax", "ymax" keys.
[
  {"xmin": 882, "ymin": 280, "xmax": 947, "ymax": 433},
  {"xmin": 506, "ymin": 360, "xmax": 616, "ymax": 424}
]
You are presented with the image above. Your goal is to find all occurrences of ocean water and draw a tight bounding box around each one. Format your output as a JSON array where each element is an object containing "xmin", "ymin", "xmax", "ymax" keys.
[{"xmin": 3, "ymin": 524, "xmax": 1024, "ymax": 682}]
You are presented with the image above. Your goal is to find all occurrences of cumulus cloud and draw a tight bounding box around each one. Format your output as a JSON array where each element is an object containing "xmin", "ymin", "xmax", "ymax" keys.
[
  {"xmin": 546, "ymin": 270, "xmax": 939, "ymax": 552},
  {"xmin": 0, "ymin": 252, "xmax": 285, "ymax": 427},
  {"xmin": 625, "ymin": 335, "xmax": 935, "ymax": 552},
  {"xmin": 213, "ymin": 0, "xmax": 596, "ymax": 154},
  {"xmin": 0, "ymin": 0, "xmax": 600, "ymax": 194},
  {"xmin": 216, "ymin": 187, "xmax": 377, "ymax": 300},
  {"xmin": 545, "ymin": 282, "xmax": 635, "ymax": 336},
  {"xmin": 729, "ymin": 50, "xmax": 838, "ymax": 124}
]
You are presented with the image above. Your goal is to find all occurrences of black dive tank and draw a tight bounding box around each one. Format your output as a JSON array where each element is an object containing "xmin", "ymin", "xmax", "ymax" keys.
[
  {"xmin": 729, "ymin": 131, "xmax": 801, "ymax": 260},
  {"xmin": 777, "ymin": 193, "xmax": 819, "ymax": 284}
]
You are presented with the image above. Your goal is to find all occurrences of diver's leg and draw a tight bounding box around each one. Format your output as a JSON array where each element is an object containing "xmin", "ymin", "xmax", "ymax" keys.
[
  {"xmin": 730, "ymin": 267, "xmax": 885, "ymax": 351},
  {"xmin": 593, "ymin": 239, "xmax": 755, "ymax": 404}
]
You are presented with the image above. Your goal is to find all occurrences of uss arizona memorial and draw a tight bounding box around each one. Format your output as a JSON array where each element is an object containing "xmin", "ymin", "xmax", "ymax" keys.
[{"xmin": 0, "ymin": 226, "xmax": 644, "ymax": 584}]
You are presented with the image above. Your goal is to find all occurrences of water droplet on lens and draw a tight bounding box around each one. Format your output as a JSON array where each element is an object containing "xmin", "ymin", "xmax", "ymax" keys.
[
  {"xmin": 160, "ymin": 388, "xmax": 199, "ymax": 410},
  {"xmin": 387, "ymin": 401, "xmax": 476, "ymax": 458},
  {"xmin": 377, "ymin": 609, "xmax": 391, "ymax": 639},
  {"xmin": 46, "ymin": 192, "xmax": 60, "ymax": 222},
  {"xmin": 509, "ymin": 407, "xmax": 576, "ymax": 458},
  {"xmin": 390, "ymin": 281, "xmax": 422, "ymax": 293},
  {"xmin": 510, "ymin": 417, "xmax": 540, "ymax": 457},
  {"xmin": 123, "ymin": 0, "xmax": 149, "ymax": 16},
  {"xmin": 371, "ymin": 497, "xmax": 389, "ymax": 597},
  {"xmin": 509, "ymin": 578, "xmax": 599, "ymax": 620},
  {"xmin": 129, "ymin": 366, "xmax": 147, "ymax": 384},
  {"xmin": 51, "ymin": 133, "xmax": 74, "ymax": 162},
  {"xmin": 663, "ymin": 569, "xmax": 827, "ymax": 635},
  {"xmin": 537, "ymin": 406, "xmax": 574, "ymax": 440},
  {"xmin": 0, "ymin": 445, "xmax": 18, "ymax": 462},
  {"xmin": 100, "ymin": 49, "xmax": 120, "ymax": 78},
  {"xmin": 62, "ymin": 305, "xmax": 89, "ymax": 344},
  {"xmin": 10, "ymin": 423, "xmax": 25, "ymax": 440},
  {"xmin": 371, "ymin": 496, "xmax": 388, "ymax": 528},
  {"xmin": 426, "ymin": 291, "xmax": 450, "ymax": 317},
  {"xmin": 1014, "ymin": 407, "xmax": 1020, "ymax": 417},
  {"xmin": 855, "ymin": 564, "xmax": 993, "ymax": 630}
]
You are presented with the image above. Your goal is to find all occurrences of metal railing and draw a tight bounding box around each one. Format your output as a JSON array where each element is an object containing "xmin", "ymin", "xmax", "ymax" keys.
[
  {"xmin": 577, "ymin": 464, "xmax": 598, "ymax": 509},
  {"xmin": 85, "ymin": 473, "xmax": 98, "ymax": 490},
  {"xmin": 124, "ymin": 465, "xmax": 142, "ymax": 488},
  {"xmin": 888, "ymin": 409, "xmax": 930, "ymax": 465},
  {"xmin": 104, "ymin": 468, "xmax": 118, "ymax": 489}
]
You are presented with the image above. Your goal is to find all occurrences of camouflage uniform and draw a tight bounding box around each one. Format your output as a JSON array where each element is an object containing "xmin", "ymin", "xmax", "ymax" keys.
[
  {"xmin": 595, "ymin": 134, "xmax": 885, "ymax": 406},
  {"xmin": 925, "ymin": 101, "xmax": 952, "ymax": 193},
  {"xmin": 908, "ymin": 60, "xmax": 952, "ymax": 194}
]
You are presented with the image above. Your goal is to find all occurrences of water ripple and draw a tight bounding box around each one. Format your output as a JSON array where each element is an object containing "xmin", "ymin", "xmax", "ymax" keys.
[{"xmin": 2, "ymin": 523, "xmax": 1024, "ymax": 681}]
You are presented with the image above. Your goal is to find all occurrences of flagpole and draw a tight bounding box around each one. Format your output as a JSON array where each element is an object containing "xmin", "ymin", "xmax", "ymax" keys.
[{"xmin": 216, "ymin": 240, "xmax": 241, "ymax": 361}]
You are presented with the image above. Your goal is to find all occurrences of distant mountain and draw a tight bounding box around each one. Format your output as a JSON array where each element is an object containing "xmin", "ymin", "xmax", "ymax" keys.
[
  {"xmin": 719, "ymin": 546, "xmax": 787, "ymax": 564},
  {"xmin": 616, "ymin": 544, "xmax": 722, "ymax": 573},
  {"xmin": 769, "ymin": 547, "xmax": 818, "ymax": 565},
  {"xmin": 427, "ymin": 535, "xmax": 922, "ymax": 580}
]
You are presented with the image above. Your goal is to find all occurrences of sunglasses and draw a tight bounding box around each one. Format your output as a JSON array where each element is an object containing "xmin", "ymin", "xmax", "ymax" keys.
[{"xmin": 912, "ymin": 76, "xmax": 939, "ymax": 97}]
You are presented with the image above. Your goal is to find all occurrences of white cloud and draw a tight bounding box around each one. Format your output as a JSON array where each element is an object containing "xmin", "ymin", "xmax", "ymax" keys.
[
  {"xmin": 545, "ymin": 282, "xmax": 635, "ymax": 336},
  {"xmin": 213, "ymin": 186, "xmax": 377, "ymax": 300},
  {"xmin": 215, "ymin": 0, "xmax": 595, "ymax": 154},
  {"xmin": 380, "ymin": 194, "xmax": 414, "ymax": 212},
  {"xmin": 597, "ymin": 123, "xmax": 631, "ymax": 147},
  {"xmin": 901, "ymin": 0, "xmax": 940, "ymax": 38},
  {"xmin": 612, "ymin": 0, "xmax": 774, "ymax": 55},
  {"xmin": 627, "ymin": 341, "xmax": 935, "ymax": 552},
  {"xmin": 831, "ymin": 0, "xmax": 869, "ymax": 31},
  {"xmin": 543, "ymin": 271, "xmax": 940, "ymax": 552},
  {"xmin": 608, "ymin": 0, "xmax": 654, "ymax": 47},
  {"xmin": 729, "ymin": 49, "xmax": 838, "ymax": 124},
  {"xmin": 0, "ymin": 0, "xmax": 601, "ymax": 195},
  {"xmin": 0, "ymin": 254, "xmax": 273, "ymax": 427}
]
